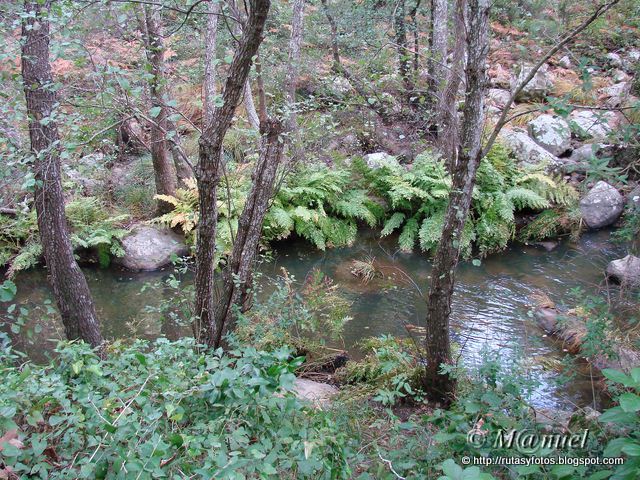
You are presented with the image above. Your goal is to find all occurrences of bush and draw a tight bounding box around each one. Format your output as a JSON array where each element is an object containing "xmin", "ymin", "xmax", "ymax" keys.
[{"xmin": 0, "ymin": 338, "xmax": 352, "ymax": 479}]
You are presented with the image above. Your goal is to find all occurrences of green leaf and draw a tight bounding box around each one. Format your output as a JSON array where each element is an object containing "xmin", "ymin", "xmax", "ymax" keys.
[
  {"xmin": 0, "ymin": 280, "xmax": 17, "ymax": 302},
  {"xmin": 149, "ymin": 106, "xmax": 162, "ymax": 118},
  {"xmin": 619, "ymin": 393, "xmax": 640, "ymax": 413},
  {"xmin": 441, "ymin": 459, "xmax": 463, "ymax": 479},
  {"xmin": 602, "ymin": 369, "xmax": 633, "ymax": 387}
]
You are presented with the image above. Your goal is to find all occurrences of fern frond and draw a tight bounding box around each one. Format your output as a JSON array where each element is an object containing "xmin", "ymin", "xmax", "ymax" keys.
[
  {"xmin": 398, "ymin": 217, "xmax": 419, "ymax": 252},
  {"xmin": 381, "ymin": 212, "xmax": 406, "ymax": 237},
  {"xmin": 506, "ymin": 187, "xmax": 550, "ymax": 210}
]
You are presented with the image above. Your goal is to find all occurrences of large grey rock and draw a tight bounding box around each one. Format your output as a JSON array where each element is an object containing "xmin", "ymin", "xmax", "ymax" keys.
[
  {"xmin": 605, "ymin": 52, "xmax": 623, "ymax": 68},
  {"xmin": 527, "ymin": 114, "xmax": 571, "ymax": 156},
  {"xmin": 293, "ymin": 378, "xmax": 337, "ymax": 407},
  {"xmin": 606, "ymin": 255, "xmax": 640, "ymax": 286},
  {"xmin": 569, "ymin": 110, "xmax": 615, "ymax": 141},
  {"xmin": 499, "ymin": 128, "xmax": 562, "ymax": 171},
  {"xmin": 512, "ymin": 63, "xmax": 553, "ymax": 102},
  {"xmin": 115, "ymin": 225, "xmax": 189, "ymax": 271},
  {"xmin": 568, "ymin": 144, "xmax": 603, "ymax": 163},
  {"xmin": 579, "ymin": 181, "xmax": 624, "ymax": 229},
  {"xmin": 600, "ymin": 82, "xmax": 630, "ymax": 108},
  {"xmin": 363, "ymin": 152, "xmax": 400, "ymax": 170},
  {"xmin": 487, "ymin": 88, "xmax": 511, "ymax": 109}
]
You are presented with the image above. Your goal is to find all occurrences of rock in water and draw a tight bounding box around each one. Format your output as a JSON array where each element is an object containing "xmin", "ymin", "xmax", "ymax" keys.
[
  {"xmin": 606, "ymin": 255, "xmax": 640, "ymax": 286},
  {"xmin": 115, "ymin": 225, "xmax": 189, "ymax": 271},
  {"xmin": 579, "ymin": 181, "xmax": 624, "ymax": 229},
  {"xmin": 527, "ymin": 114, "xmax": 571, "ymax": 156}
]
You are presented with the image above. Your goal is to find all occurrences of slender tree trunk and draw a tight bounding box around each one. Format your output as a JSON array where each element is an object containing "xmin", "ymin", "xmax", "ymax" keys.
[
  {"xmin": 21, "ymin": 0, "xmax": 102, "ymax": 348},
  {"xmin": 427, "ymin": 0, "xmax": 448, "ymax": 110},
  {"xmin": 203, "ymin": 0, "xmax": 221, "ymax": 129},
  {"xmin": 194, "ymin": 0, "xmax": 271, "ymax": 346},
  {"xmin": 212, "ymin": 118, "xmax": 285, "ymax": 347},
  {"xmin": 410, "ymin": 0, "xmax": 422, "ymax": 73},
  {"xmin": 423, "ymin": 0, "xmax": 490, "ymax": 404},
  {"xmin": 141, "ymin": 5, "xmax": 178, "ymax": 213},
  {"xmin": 285, "ymin": 0, "xmax": 305, "ymax": 160},
  {"xmin": 244, "ymin": 80, "xmax": 261, "ymax": 130},
  {"xmin": 394, "ymin": 0, "xmax": 415, "ymax": 106},
  {"xmin": 436, "ymin": 0, "xmax": 465, "ymax": 163}
]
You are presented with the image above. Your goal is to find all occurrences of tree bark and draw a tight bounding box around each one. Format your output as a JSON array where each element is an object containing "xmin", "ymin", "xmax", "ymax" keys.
[
  {"xmin": 212, "ymin": 118, "xmax": 285, "ymax": 348},
  {"xmin": 244, "ymin": 80, "xmax": 261, "ymax": 130},
  {"xmin": 141, "ymin": 5, "xmax": 178, "ymax": 213},
  {"xmin": 394, "ymin": 0, "xmax": 415, "ymax": 105},
  {"xmin": 21, "ymin": 0, "xmax": 103, "ymax": 348},
  {"xmin": 436, "ymin": 0, "xmax": 465, "ymax": 163},
  {"xmin": 194, "ymin": 0, "xmax": 271, "ymax": 346},
  {"xmin": 203, "ymin": 0, "xmax": 221, "ymax": 129},
  {"xmin": 423, "ymin": 0, "xmax": 490, "ymax": 404},
  {"xmin": 427, "ymin": 0, "xmax": 448, "ymax": 110},
  {"xmin": 285, "ymin": 0, "xmax": 305, "ymax": 160}
]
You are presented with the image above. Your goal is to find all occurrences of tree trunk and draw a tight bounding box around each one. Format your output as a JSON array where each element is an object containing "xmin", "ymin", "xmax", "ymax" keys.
[
  {"xmin": 141, "ymin": 5, "xmax": 178, "ymax": 214},
  {"xmin": 285, "ymin": 0, "xmax": 305, "ymax": 160},
  {"xmin": 436, "ymin": 0, "xmax": 465, "ymax": 163},
  {"xmin": 427, "ymin": 0, "xmax": 448, "ymax": 110},
  {"xmin": 423, "ymin": 0, "xmax": 490, "ymax": 404},
  {"xmin": 244, "ymin": 80, "xmax": 261, "ymax": 130},
  {"xmin": 21, "ymin": 0, "xmax": 103, "ymax": 348},
  {"xmin": 394, "ymin": 0, "xmax": 415, "ymax": 105},
  {"xmin": 194, "ymin": 0, "xmax": 271, "ymax": 346},
  {"xmin": 203, "ymin": 0, "xmax": 221, "ymax": 129},
  {"xmin": 212, "ymin": 118, "xmax": 285, "ymax": 347}
]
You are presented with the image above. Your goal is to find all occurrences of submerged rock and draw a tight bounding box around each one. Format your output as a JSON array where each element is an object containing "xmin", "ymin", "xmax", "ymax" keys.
[
  {"xmin": 114, "ymin": 225, "xmax": 189, "ymax": 271},
  {"xmin": 579, "ymin": 181, "xmax": 624, "ymax": 229},
  {"xmin": 606, "ymin": 255, "xmax": 640, "ymax": 287},
  {"xmin": 527, "ymin": 114, "xmax": 571, "ymax": 156}
]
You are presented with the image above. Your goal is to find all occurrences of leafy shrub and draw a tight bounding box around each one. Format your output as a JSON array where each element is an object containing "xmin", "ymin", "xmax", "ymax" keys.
[{"xmin": 0, "ymin": 338, "xmax": 352, "ymax": 479}]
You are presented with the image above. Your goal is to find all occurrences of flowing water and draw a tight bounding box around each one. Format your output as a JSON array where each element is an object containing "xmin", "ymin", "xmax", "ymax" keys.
[{"xmin": 2, "ymin": 230, "xmax": 628, "ymax": 410}]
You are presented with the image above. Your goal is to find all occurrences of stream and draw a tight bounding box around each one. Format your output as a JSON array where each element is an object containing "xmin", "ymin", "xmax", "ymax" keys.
[{"xmin": 2, "ymin": 230, "xmax": 628, "ymax": 411}]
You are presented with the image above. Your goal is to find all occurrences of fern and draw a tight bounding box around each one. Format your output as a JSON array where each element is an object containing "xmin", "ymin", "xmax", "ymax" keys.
[
  {"xmin": 398, "ymin": 217, "xmax": 419, "ymax": 252},
  {"xmin": 381, "ymin": 212, "xmax": 406, "ymax": 237}
]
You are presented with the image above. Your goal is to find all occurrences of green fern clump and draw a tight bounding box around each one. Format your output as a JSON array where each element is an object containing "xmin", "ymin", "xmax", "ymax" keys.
[
  {"xmin": 263, "ymin": 163, "xmax": 382, "ymax": 249},
  {"xmin": 0, "ymin": 197, "xmax": 129, "ymax": 275},
  {"xmin": 360, "ymin": 143, "xmax": 578, "ymax": 257}
]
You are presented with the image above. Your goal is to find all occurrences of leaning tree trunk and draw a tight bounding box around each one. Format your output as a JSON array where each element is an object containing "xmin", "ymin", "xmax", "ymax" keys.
[
  {"xmin": 427, "ymin": 0, "xmax": 448, "ymax": 111},
  {"xmin": 21, "ymin": 0, "xmax": 102, "ymax": 347},
  {"xmin": 141, "ymin": 5, "xmax": 178, "ymax": 214},
  {"xmin": 423, "ymin": 0, "xmax": 490, "ymax": 404},
  {"xmin": 194, "ymin": 0, "xmax": 271, "ymax": 346},
  {"xmin": 212, "ymin": 118, "xmax": 285, "ymax": 348}
]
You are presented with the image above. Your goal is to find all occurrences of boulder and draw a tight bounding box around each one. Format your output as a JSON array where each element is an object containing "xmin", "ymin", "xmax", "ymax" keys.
[
  {"xmin": 293, "ymin": 378, "xmax": 337, "ymax": 407},
  {"xmin": 606, "ymin": 255, "xmax": 640, "ymax": 286},
  {"xmin": 489, "ymin": 63, "xmax": 513, "ymax": 89},
  {"xmin": 558, "ymin": 55, "xmax": 572, "ymax": 69},
  {"xmin": 579, "ymin": 181, "xmax": 624, "ymax": 229},
  {"xmin": 512, "ymin": 63, "xmax": 553, "ymax": 102},
  {"xmin": 627, "ymin": 186, "xmax": 640, "ymax": 212},
  {"xmin": 527, "ymin": 114, "xmax": 571, "ymax": 156},
  {"xmin": 569, "ymin": 110, "xmax": 615, "ymax": 141},
  {"xmin": 498, "ymin": 128, "xmax": 562, "ymax": 171},
  {"xmin": 363, "ymin": 152, "xmax": 400, "ymax": 170},
  {"xmin": 568, "ymin": 143, "xmax": 603, "ymax": 163},
  {"xmin": 622, "ymin": 49, "xmax": 640, "ymax": 72},
  {"xmin": 612, "ymin": 69, "xmax": 630, "ymax": 84},
  {"xmin": 600, "ymin": 82, "xmax": 630, "ymax": 108},
  {"xmin": 605, "ymin": 52, "xmax": 623, "ymax": 68},
  {"xmin": 114, "ymin": 225, "xmax": 189, "ymax": 271},
  {"xmin": 487, "ymin": 88, "xmax": 511, "ymax": 109}
]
